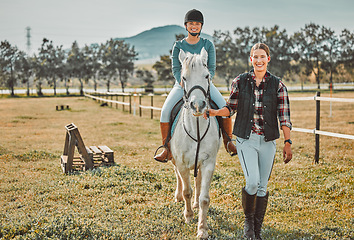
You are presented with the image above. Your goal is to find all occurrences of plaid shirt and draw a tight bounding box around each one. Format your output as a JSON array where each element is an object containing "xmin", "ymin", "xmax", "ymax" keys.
[{"xmin": 227, "ymin": 71, "xmax": 292, "ymax": 136}]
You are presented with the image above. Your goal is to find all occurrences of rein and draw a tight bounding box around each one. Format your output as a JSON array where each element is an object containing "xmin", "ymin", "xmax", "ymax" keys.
[{"xmin": 182, "ymin": 77, "xmax": 211, "ymax": 177}]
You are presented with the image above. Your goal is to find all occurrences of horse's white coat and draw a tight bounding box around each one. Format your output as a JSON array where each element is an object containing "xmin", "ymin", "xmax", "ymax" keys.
[{"xmin": 170, "ymin": 48, "xmax": 221, "ymax": 239}]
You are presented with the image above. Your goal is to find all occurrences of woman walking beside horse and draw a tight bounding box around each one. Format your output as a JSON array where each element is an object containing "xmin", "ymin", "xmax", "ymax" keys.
[
  {"xmin": 205, "ymin": 43, "xmax": 293, "ymax": 240},
  {"xmin": 154, "ymin": 9, "xmax": 237, "ymax": 162}
]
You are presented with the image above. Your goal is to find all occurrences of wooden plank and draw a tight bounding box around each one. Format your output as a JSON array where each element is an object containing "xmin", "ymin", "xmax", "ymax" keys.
[
  {"xmin": 72, "ymin": 128, "xmax": 93, "ymax": 170},
  {"xmin": 98, "ymin": 145, "xmax": 113, "ymax": 153},
  {"xmin": 90, "ymin": 146, "xmax": 102, "ymax": 154},
  {"xmin": 86, "ymin": 147, "xmax": 93, "ymax": 154},
  {"xmin": 60, "ymin": 155, "xmax": 68, "ymax": 173},
  {"xmin": 65, "ymin": 132, "xmax": 76, "ymax": 173},
  {"xmin": 63, "ymin": 132, "xmax": 70, "ymax": 155},
  {"xmin": 65, "ymin": 123, "xmax": 77, "ymax": 132}
]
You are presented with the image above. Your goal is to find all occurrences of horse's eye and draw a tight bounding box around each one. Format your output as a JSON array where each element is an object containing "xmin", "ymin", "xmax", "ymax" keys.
[
  {"xmin": 182, "ymin": 76, "xmax": 186, "ymax": 81},
  {"xmin": 205, "ymin": 74, "xmax": 209, "ymax": 79}
]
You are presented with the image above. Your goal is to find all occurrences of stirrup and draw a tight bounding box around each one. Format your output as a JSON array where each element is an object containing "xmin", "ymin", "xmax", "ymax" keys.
[
  {"xmin": 226, "ymin": 139, "xmax": 237, "ymax": 157},
  {"xmin": 153, "ymin": 145, "xmax": 169, "ymax": 163}
]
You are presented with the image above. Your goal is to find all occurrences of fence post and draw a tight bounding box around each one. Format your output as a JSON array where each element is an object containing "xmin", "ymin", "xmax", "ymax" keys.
[
  {"xmin": 129, "ymin": 94, "xmax": 132, "ymax": 114},
  {"xmin": 110, "ymin": 94, "xmax": 112, "ymax": 108},
  {"xmin": 123, "ymin": 95, "xmax": 125, "ymax": 112},
  {"xmin": 329, "ymin": 82, "xmax": 333, "ymax": 117},
  {"xmin": 150, "ymin": 94, "xmax": 153, "ymax": 119},
  {"xmin": 315, "ymin": 91, "xmax": 320, "ymax": 164},
  {"xmin": 139, "ymin": 94, "xmax": 142, "ymax": 117}
]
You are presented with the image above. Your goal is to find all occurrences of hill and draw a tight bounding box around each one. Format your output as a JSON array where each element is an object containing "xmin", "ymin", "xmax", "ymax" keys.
[{"xmin": 115, "ymin": 25, "xmax": 213, "ymax": 63}]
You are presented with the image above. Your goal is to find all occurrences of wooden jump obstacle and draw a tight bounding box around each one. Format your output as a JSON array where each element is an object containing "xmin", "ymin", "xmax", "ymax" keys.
[
  {"xmin": 56, "ymin": 105, "xmax": 70, "ymax": 111},
  {"xmin": 60, "ymin": 123, "xmax": 114, "ymax": 173}
]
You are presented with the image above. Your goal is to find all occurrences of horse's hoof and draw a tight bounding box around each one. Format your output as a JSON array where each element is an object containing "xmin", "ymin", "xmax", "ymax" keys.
[
  {"xmin": 193, "ymin": 202, "xmax": 199, "ymax": 209},
  {"xmin": 197, "ymin": 230, "xmax": 209, "ymax": 239},
  {"xmin": 175, "ymin": 194, "xmax": 183, "ymax": 202},
  {"xmin": 184, "ymin": 211, "xmax": 193, "ymax": 224}
]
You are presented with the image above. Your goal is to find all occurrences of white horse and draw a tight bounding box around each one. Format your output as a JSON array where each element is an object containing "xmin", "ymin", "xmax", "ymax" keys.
[{"xmin": 170, "ymin": 48, "xmax": 221, "ymax": 239}]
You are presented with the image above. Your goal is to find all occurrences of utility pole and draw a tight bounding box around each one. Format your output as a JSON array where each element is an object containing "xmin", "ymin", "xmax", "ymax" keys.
[
  {"xmin": 26, "ymin": 26, "xmax": 31, "ymax": 55},
  {"xmin": 26, "ymin": 26, "xmax": 32, "ymax": 96}
]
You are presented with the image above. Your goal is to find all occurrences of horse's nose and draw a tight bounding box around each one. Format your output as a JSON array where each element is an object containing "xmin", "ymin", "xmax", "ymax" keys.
[{"xmin": 190, "ymin": 100, "xmax": 206, "ymax": 113}]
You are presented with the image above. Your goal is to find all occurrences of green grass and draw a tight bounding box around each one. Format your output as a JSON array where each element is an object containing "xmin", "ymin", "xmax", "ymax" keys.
[
  {"xmin": 0, "ymin": 150, "xmax": 353, "ymax": 239},
  {"xmin": 0, "ymin": 95, "xmax": 353, "ymax": 239}
]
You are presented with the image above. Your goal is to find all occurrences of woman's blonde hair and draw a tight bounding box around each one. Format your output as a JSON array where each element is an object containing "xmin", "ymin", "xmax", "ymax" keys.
[{"xmin": 250, "ymin": 43, "xmax": 270, "ymax": 57}]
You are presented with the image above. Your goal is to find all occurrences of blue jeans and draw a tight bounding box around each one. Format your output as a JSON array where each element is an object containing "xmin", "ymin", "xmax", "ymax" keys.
[
  {"xmin": 236, "ymin": 133, "xmax": 276, "ymax": 197},
  {"xmin": 160, "ymin": 82, "xmax": 226, "ymax": 122}
]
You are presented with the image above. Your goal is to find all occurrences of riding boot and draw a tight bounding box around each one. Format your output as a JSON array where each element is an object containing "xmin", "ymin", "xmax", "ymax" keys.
[
  {"xmin": 254, "ymin": 192, "xmax": 269, "ymax": 240},
  {"xmin": 222, "ymin": 118, "xmax": 237, "ymax": 156},
  {"xmin": 154, "ymin": 122, "xmax": 172, "ymax": 163},
  {"xmin": 242, "ymin": 187, "xmax": 257, "ymax": 240}
]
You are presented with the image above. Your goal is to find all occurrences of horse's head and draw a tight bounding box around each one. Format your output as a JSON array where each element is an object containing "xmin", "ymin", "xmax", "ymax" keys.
[{"xmin": 179, "ymin": 48, "xmax": 210, "ymax": 117}]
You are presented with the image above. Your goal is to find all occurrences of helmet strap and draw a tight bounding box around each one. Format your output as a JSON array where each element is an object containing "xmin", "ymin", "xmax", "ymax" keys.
[
  {"xmin": 185, "ymin": 26, "xmax": 202, "ymax": 37},
  {"xmin": 189, "ymin": 31, "xmax": 200, "ymax": 37}
]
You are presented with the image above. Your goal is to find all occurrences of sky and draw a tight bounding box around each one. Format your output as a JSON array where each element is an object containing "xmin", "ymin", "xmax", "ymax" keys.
[{"xmin": 1, "ymin": 0, "xmax": 353, "ymax": 55}]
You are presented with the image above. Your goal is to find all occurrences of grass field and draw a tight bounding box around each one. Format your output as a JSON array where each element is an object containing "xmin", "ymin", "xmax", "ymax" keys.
[{"xmin": 0, "ymin": 91, "xmax": 353, "ymax": 239}]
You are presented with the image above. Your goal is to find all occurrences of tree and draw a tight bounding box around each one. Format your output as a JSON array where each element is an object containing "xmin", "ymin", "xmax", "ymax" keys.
[
  {"xmin": 293, "ymin": 23, "xmax": 328, "ymax": 89},
  {"xmin": 36, "ymin": 38, "xmax": 57, "ymax": 96},
  {"xmin": 0, "ymin": 40, "xmax": 18, "ymax": 96},
  {"xmin": 67, "ymin": 41, "xmax": 85, "ymax": 95},
  {"xmin": 116, "ymin": 41, "xmax": 137, "ymax": 92},
  {"xmin": 152, "ymin": 55, "xmax": 174, "ymax": 91},
  {"xmin": 136, "ymin": 68, "xmax": 154, "ymax": 93},
  {"xmin": 234, "ymin": 26, "xmax": 253, "ymax": 72},
  {"xmin": 213, "ymin": 30, "xmax": 238, "ymax": 91},
  {"xmin": 81, "ymin": 45, "xmax": 96, "ymax": 92},
  {"xmin": 14, "ymin": 50, "xmax": 34, "ymax": 96},
  {"xmin": 262, "ymin": 25, "xmax": 293, "ymax": 78},
  {"xmin": 340, "ymin": 29, "xmax": 354, "ymax": 77},
  {"xmin": 152, "ymin": 34, "xmax": 185, "ymax": 91},
  {"xmin": 321, "ymin": 27, "xmax": 342, "ymax": 86},
  {"xmin": 89, "ymin": 44, "xmax": 101, "ymax": 91},
  {"xmin": 100, "ymin": 39, "xmax": 137, "ymax": 92}
]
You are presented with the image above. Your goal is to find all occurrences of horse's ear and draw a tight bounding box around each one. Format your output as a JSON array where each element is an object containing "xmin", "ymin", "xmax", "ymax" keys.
[
  {"xmin": 179, "ymin": 49, "xmax": 186, "ymax": 63},
  {"xmin": 200, "ymin": 48, "xmax": 208, "ymax": 65}
]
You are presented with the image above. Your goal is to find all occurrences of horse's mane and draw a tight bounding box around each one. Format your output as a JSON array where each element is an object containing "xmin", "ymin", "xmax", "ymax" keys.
[{"xmin": 181, "ymin": 53, "xmax": 203, "ymax": 76}]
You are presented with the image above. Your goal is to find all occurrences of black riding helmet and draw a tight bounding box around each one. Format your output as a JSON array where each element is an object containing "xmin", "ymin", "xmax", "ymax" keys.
[
  {"xmin": 184, "ymin": 9, "xmax": 204, "ymax": 26},
  {"xmin": 184, "ymin": 9, "xmax": 204, "ymax": 37}
]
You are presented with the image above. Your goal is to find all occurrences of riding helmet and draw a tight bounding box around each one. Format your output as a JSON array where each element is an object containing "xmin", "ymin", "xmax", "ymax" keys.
[{"xmin": 184, "ymin": 9, "xmax": 204, "ymax": 25}]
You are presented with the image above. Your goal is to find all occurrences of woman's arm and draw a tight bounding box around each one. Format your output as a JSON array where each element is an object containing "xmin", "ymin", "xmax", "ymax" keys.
[
  {"xmin": 282, "ymin": 125, "xmax": 292, "ymax": 164},
  {"xmin": 171, "ymin": 42, "xmax": 182, "ymax": 83},
  {"xmin": 203, "ymin": 107, "xmax": 230, "ymax": 119},
  {"xmin": 206, "ymin": 41, "xmax": 216, "ymax": 80}
]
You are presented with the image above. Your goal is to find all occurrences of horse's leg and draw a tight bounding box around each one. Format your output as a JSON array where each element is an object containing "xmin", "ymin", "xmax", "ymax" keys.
[
  {"xmin": 193, "ymin": 171, "xmax": 201, "ymax": 209},
  {"xmin": 197, "ymin": 163, "xmax": 215, "ymax": 239},
  {"xmin": 178, "ymin": 166, "xmax": 194, "ymax": 224},
  {"xmin": 174, "ymin": 165, "xmax": 183, "ymax": 202}
]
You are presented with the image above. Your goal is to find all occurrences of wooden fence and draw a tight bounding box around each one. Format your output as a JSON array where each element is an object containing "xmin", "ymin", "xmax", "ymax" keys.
[
  {"xmin": 85, "ymin": 91, "xmax": 354, "ymax": 163},
  {"xmin": 84, "ymin": 91, "xmax": 164, "ymax": 119}
]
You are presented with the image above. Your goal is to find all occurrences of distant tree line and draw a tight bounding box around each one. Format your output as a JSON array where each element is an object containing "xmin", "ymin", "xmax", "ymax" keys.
[
  {"xmin": 154, "ymin": 23, "xmax": 354, "ymax": 91},
  {"xmin": 0, "ymin": 38, "xmax": 137, "ymax": 96},
  {"xmin": 1, "ymin": 23, "xmax": 353, "ymax": 96}
]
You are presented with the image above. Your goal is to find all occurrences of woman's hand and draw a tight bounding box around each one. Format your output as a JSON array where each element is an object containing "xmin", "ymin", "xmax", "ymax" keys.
[
  {"xmin": 283, "ymin": 143, "xmax": 292, "ymax": 163},
  {"xmin": 203, "ymin": 109, "xmax": 217, "ymax": 119}
]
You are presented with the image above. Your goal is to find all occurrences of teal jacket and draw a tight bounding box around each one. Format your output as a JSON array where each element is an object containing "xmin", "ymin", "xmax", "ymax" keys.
[{"xmin": 171, "ymin": 38, "xmax": 216, "ymax": 84}]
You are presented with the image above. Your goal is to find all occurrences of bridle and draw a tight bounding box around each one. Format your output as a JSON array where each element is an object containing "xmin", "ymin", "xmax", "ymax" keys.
[{"xmin": 181, "ymin": 72, "xmax": 212, "ymax": 177}]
